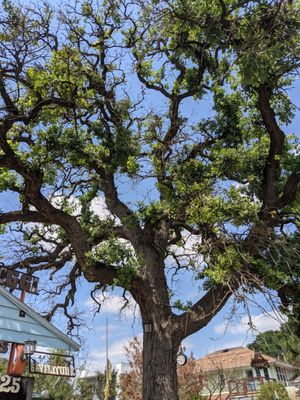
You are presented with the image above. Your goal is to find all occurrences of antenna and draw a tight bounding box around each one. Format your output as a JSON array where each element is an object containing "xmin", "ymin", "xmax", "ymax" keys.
[{"xmin": 106, "ymin": 317, "xmax": 109, "ymax": 373}]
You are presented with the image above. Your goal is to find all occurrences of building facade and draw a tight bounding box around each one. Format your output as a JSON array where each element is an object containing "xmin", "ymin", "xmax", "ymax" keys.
[{"xmin": 196, "ymin": 347, "xmax": 299, "ymax": 400}]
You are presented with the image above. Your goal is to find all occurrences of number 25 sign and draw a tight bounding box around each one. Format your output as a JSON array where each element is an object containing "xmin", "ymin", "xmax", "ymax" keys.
[{"xmin": 0, "ymin": 375, "xmax": 26, "ymax": 400}]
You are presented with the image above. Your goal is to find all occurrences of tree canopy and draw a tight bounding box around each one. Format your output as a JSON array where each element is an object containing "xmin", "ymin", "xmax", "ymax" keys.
[
  {"xmin": 0, "ymin": 0, "xmax": 299, "ymax": 399},
  {"xmin": 248, "ymin": 324, "xmax": 300, "ymax": 367}
]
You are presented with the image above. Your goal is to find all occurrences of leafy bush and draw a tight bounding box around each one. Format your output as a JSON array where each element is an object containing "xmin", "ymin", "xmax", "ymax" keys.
[{"xmin": 257, "ymin": 381, "xmax": 290, "ymax": 400}]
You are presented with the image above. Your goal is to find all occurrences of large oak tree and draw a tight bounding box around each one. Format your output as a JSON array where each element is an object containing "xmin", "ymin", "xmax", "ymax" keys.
[{"xmin": 0, "ymin": 0, "xmax": 299, "ymax": 399}]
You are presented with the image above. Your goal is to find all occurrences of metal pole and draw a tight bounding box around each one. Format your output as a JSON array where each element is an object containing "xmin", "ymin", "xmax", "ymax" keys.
[
  {"xmin": 7, "ymin": 290, "xmax": 26, "ymax": 374},
  {"xmin": 7, "ymin": 343, "xmax": 15, "ymax": 375},
  {"xmin": 106, "ymin": 318, "xmax": 108, "ymax": 377},
  {"xmin": 104, "ymin": 318, "xmax": 109, "ymax": 400},
  {"xmin": 20, "ymin": 290, "xmax": 26, "ymax": 303}
]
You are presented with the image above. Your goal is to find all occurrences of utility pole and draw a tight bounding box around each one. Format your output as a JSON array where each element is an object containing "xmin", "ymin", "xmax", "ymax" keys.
[
  {"xmin": 106, "ymin": 318, "xmax": 108, "ymax": 379},
  {"xmin": 103, "ymin": 318, "xmax": 112, "ymax": 400}
]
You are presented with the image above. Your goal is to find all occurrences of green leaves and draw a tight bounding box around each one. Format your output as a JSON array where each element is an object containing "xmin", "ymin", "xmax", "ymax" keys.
[
  {"xmin": 0, "ymin": 0, "xmax": 299, "ymax": 346},
  {"xmin": 236, "ymin": 2, "xmax": 300, "ymax": 88},
  {"xmin": 257, "ymin": 381, "xmax": 290, "ymax": 400},
  {"xmin": 204, "ymin": 246, "xmax": 243, "ymax": 284},
  {"xmin": 86, "ymin": 237, "xmax": 140, "ymax": 288},
  {"xmin": 248, "ymin": 327, "xmax": 300, "ymax": 367},
  {"xmin": 0, "ymin": 170, "xmax": 19, "ymax": 192}
]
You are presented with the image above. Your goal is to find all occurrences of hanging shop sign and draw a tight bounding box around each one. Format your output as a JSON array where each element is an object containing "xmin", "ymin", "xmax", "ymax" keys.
[
  {"xmin": 29, "ymin": 352, "xmax": 76, "ymax": 377},
  {"xmin": 0, "ymin": 266, "xmax": 39, "ymax": 294},
  {"xmin": 0, "ymin": 375, "xmax": 33, "ymax": 400}
]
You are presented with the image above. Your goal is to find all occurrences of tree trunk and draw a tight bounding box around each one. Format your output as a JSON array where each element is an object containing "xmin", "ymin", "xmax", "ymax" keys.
[{"xmin": 142, "ymin": 327, "xmax": 180, "ymax": 400}]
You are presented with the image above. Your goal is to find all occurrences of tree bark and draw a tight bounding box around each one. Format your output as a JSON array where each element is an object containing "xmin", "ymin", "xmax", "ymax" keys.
[{"xmin": 142, "ymin": 327, "xmax": 180, "ymax": 400}]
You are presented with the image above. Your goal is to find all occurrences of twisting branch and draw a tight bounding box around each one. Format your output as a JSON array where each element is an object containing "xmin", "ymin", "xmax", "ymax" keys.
[
  {"xmin": 258, "ymin": 84, "xmax": 285, "ymax": 209},
  {"xmin": 0, "ymin": 210, "xmax": 50, "ymax": 225},
  {"xmin": 276, "ymin": 172, "xmax": 300, "ymax": 208},
  {"xmin": 177, "ymin": 283, "xmax": 234, "ymax": 338},
  {"xmin": 43, "ymin": 263, "xmax": 82, "ymax": 332}
]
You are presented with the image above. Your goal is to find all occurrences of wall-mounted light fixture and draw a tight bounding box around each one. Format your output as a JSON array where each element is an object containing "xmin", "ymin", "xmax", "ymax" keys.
[
  {"xmin": 24, "ymin": 340, "xmax": 37, "ymax": 357},
  {"xmin": 0, "ymin": 340, "xmax": 8, "ymax": 354},
  {"xmin": 143, "ymin": 322, "xmax": 153, "ymax": 333}
]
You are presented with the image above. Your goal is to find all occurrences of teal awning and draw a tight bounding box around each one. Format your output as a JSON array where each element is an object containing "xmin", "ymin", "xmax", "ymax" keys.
[{"xmin": 0, "ymin": 286, "xmax": 79, "ymax": 351}]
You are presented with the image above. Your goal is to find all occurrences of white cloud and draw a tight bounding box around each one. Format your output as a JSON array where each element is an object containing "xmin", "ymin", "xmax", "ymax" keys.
[
  {"xmin": 50, "ymin": 194, "xmax": 113, "ymax": 220},
  {"xmin": 86, "ymin": 293, "xmax": 138, "ymax": 318},
  {"xmin": 205, "ymin": 339, "xmax": 249, "ymax": 355},
  {"xmin": 214, "ymin": 310, "xmax": 285, "ymax": 336},
  {"xmin": 168, "ymin": 231, "xmax": 203, "ymax": 267},
  {"xmin": 81, "ymin": 334, "xmax": 142, "ymax": 375},
  {"xmin": 50, "ymin": 195, "xmax": 81, "ymax": 217},
  {"xmin": 90, "ymin": 197, "xmax": 113, "ymax": 220}
]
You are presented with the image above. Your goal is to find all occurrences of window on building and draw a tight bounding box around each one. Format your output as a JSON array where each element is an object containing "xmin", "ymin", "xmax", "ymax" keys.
[
  {"xmin": 246, "ymin": 370, "xmax": 256, "ymax": 392},
  {"xmin": 246, "ymin": 370, "xmax": 253, "ymax": 378},
  {"xmin": 276, "ymin": 366, "xmax": 287, "ymax": 383},
  {"xmin": 255, "ymin": 368, "xmax": 261, "ymax": 378},
  {"xmin": 263, "ymin": 367, "xmax": 270, "ymax": 381},
  {"xmin": 247, "ymin": 380, "xmax": 259, "ymax": 392},
  {"xmin": 220, "ymin": 373, "xmax": 225, "ymax": 387}
]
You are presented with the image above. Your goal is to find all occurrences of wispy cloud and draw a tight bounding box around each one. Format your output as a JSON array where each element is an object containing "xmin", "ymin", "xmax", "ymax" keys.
[
  {"xmin": 86, "ymin": 293, "xmax": 139, "ymax": 318},
  {"xmin": 204, "ymin": 339, "xmax": 249, "ymax": 355},
  {"xmin": 82, "ymin": 335, "xmax": 142, "ymax": 375},
  {"xmin": 90, "ymin": 197, "xmax": 113, "ymax": 219},
  {"xmin": 213, "ymin": 310, "xmax": 285, "ymax": 336}
]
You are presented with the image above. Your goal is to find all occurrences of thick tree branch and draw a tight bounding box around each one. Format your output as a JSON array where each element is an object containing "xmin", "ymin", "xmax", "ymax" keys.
[
  {"xmin": 258, "ymin": 85, "xmax": 285, "ymax": 209},
  {"xmin": 0, "ymin": 75, "xmax": 19, "ymax": 115},
  {"xmin": 178, "ymin": 284, "xmax": 233, "ymax": 338},
  {"xmin": 133, "ymin": 58, "xmax": 172, "ymax": 99},
  {"xmin": 4, "ymin": 97, "xmax": 75, "ymax": 125},
  {"xmin": 7, "ymin": 244, "xmax": 71, "ymax": 272},
  {"xmin": 0, "ymin": 210, "xmax": 50, "ymax": 225},
  {"xmin": 98, "ymin": 172, "xmax": 144, "ymax": 246},
  {"xmin": 276, "ymin": 172, "xmax": 300, "ymax": 208}
]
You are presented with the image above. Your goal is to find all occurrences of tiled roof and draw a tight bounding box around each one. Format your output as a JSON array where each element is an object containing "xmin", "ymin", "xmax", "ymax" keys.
[{"xmin": 196, "ymin": 347, "xmax": 278, "ymax": 372}]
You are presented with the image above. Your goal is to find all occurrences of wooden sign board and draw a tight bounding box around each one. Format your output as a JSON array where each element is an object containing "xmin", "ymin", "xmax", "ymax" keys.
[
  {"xmin": 0, "ymin": 267, "xmax": 39, "ymax": 294},
  {"xmin": 29, "ymin": 352, "xmax": 76, "ymax": 377}
]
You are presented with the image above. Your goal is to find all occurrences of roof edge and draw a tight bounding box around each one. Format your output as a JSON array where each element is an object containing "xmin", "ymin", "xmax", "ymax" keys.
[
  {"xmin": 0, "ymin": 286, "xmax": 80, "ymax": 351},
  {"xmin": 197, "ymin": 347, "xmax": 299, "ymax": 371}
]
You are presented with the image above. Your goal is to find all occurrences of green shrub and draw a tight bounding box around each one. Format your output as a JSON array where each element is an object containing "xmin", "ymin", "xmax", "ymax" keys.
[{"xmin": 257, "ymin": 381, "xmax": 290, "ymax": 400}]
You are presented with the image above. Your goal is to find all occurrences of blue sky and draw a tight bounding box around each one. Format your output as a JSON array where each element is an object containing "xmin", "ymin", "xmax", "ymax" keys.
[
  {"xmin": 0, "ymin": 174, "xmax": 287, "ymax": 374},
  {"xmin": 70, "ymin": 79, "xmax": 300, "ymax": 374},
  {"xmin": 74, "ymin": 280, "xmax": 284, "ymax": 375},
  {"xmin": 0, "ymin": 4, "xmax": 299, "ymax": 372},
  {"xmin": 0, "ymin": 75, "xmax": 299, "ymax": 375}
]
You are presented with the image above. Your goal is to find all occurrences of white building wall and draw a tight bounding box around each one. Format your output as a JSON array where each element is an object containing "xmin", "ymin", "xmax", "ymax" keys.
[{"xmin": 115, "ymin": 362, "xmax": 131, "ymax": 400}]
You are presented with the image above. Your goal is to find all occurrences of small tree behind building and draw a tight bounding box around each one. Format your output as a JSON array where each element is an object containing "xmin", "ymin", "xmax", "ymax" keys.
[
  {"xmin": 177, "ymin": 356, "xmax": 204, "ymax": 400},
  {"xmin": 120, "ymin": 337, "xmax": 142, "ymax": 400}
]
